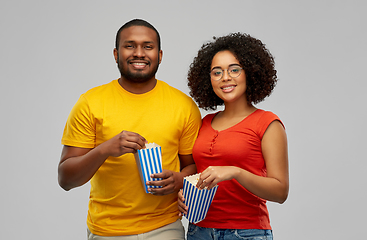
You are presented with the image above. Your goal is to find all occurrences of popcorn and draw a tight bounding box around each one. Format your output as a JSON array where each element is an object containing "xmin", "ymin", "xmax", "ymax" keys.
[
  {"xmin": 134, "ymin": 143, "xmax": 163, "ymax": 194},
  {"xmin": 182, "ymin": 173, "xmax": 218, "ymax": 223}
]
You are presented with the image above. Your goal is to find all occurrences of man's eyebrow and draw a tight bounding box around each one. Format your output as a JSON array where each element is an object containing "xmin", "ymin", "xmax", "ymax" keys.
[{"xmin": 123, "ymin": 40, "xmax": 155, "ymax": 44}]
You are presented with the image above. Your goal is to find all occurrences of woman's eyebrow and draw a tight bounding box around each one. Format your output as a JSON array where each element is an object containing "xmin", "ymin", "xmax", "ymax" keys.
[{"xmin": 211, "ymin": 63, "xmax": 241, "ymax": 70}]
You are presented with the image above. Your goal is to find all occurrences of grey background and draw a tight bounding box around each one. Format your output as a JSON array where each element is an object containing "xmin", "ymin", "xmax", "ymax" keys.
[{"xmin": 1, "ymin": 1, "xmax": 366, "ymax": 239}]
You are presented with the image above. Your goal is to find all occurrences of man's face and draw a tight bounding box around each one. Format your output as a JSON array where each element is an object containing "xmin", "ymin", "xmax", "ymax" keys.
[{"xmin": 114, "ymin": 26, "xmax": 162, "ymax": 83}]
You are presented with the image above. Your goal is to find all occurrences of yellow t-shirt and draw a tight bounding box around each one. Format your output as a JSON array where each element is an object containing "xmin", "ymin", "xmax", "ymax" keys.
[{"xmin": 62, "ymin": 79, "xmax": 201, "ymax": 236}]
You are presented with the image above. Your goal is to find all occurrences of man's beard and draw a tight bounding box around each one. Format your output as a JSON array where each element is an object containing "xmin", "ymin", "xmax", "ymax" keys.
[{"xmin": 117, "ymin": 56, "xmax": 159, "ymax": 83}]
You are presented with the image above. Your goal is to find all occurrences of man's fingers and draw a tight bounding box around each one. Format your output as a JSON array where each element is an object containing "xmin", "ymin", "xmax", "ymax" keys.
[
  {"xmin": 147, "ymin": 186, "xmax": 173, "ymax": 195},
  {"xmin": 150, "ymin": 171, "xmax": 169, "ymax": 179},
  {"xmin": 146, "ymin": 177, "xmax": 169, "ymax": 187},
  {"xmin": 118, "ymin": 131, "xmax": 147, "ymax": 151}
]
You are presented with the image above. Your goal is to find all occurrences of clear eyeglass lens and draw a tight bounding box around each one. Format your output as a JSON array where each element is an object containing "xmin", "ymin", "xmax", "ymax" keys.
[
  {"xmin": 211, "ymin": 66, "xmax": 242, "ymax": 80},
  {"xmin": 211, "ymin": 69, "xmax": 223, "ymax": 80},
  {"xmin": 228, "ymin": 66, "xmax": 241, "ymax": 78}
]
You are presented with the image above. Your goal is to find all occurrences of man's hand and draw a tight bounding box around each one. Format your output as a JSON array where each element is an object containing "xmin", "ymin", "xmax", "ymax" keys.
[
  {"xmin": 177, "ymin": 189, "xmax": 188, "ymax": 216},
  {"xmin": 58, "ymin": 130, "xmax": 146, "ymax": 191},
  {"xmin": 146, "ymin": 170, "xmax": 183, "ymax": 195},
  {"xmin": 100, "ymin": 130, "xmax": 147, "ymax": 157}
]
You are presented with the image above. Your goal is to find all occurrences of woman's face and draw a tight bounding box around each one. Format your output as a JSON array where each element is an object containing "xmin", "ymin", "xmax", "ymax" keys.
[{"xmin": 210, "ymin": 50, "xmax": 247, "ymax": 104}]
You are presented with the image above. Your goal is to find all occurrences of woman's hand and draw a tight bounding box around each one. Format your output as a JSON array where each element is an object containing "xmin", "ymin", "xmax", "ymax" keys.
[{"xmin": 196, "ymin": 166, "xmax": 239, "ymax": 189}]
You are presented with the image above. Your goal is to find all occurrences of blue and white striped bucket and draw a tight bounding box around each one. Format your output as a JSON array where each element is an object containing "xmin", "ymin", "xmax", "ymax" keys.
[
  {"xmin": 135, "ymin": 143, "xmax": 163, "ymax": 193},
  {"xmin": 183, "ymin": 173, "xmax": 218, "ymax": 223}
]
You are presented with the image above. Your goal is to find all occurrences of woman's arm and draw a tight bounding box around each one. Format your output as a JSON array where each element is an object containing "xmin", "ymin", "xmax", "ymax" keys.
[{"xmin": 197, "ymin": 120, "xmax": 289, "ymax": 203}]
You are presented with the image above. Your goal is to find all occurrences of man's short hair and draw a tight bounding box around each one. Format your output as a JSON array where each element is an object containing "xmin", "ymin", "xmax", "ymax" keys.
[{"xmin": 115, "ymin": 19, "xmax": 161, "ymax": 51}]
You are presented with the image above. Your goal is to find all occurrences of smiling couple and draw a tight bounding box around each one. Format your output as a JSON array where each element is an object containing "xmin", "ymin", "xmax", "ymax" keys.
[{"xmin": 59, "ymin": 19, "xmax": 288, "ymax": 240}]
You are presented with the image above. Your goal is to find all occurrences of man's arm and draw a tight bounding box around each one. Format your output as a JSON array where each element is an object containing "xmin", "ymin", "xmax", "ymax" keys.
[
  {"xmin": 178, "ymin": 153, "xmax": 197, "ymax": 179},
  {"xmin": 58, "ymin": 131, "xmax": 147, "ymax": 191},
  {"xmin": 147, "ymin": 154, "xmax": 196, "ymax": 195}
]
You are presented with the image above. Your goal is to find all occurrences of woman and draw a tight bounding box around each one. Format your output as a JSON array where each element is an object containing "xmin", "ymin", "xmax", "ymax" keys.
[{"xmin": 178, "ymin": 33, "xmax": 289, "ymax": 240}]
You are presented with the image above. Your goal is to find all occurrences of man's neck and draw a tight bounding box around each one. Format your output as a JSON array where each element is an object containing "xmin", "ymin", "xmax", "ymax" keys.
[{"xmin": 118, "ymin": 77, "xmax": 157, "ymax": 94}]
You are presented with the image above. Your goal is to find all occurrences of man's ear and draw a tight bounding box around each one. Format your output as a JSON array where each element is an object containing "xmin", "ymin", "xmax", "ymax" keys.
[
  {"xmin": 113, "ymin": 48, "xmax": 118, "ymax": 63},
  {"xmin": 158, "ymin": 50, "xmax": 163, "ymax": 64}
]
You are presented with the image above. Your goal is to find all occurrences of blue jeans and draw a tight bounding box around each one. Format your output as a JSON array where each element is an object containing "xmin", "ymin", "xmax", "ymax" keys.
[{"xmin": 187, "ymin": 223, "xmax": 273, "ymax": 240}]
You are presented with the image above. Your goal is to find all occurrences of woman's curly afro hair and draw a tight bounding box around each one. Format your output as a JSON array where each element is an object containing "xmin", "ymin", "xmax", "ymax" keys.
[{"xmin": 187, "ymin": 32, "xmax": 277, "ymax": 110}]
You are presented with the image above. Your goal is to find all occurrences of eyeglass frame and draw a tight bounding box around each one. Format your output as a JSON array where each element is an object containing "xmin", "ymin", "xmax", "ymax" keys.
[{"xmin": 210, "ymin": 65, "xmax": 243, "ymax": 81}]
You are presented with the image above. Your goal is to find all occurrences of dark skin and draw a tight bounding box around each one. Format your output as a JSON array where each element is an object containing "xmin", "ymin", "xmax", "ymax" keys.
[
  {"xmin": 58, "ymin": 135, "xmax": 196, "ymax": 194},
  {"xmin": 147, "ymin": 155, "xmax": 196, "ymax": 195},
  {"xmin": 58, "ymin": 130, "xmax": 147, "ymax": 191},
  {"xmin": 58, "ymin": 26, "xmax": 196, "ymax": 194}
]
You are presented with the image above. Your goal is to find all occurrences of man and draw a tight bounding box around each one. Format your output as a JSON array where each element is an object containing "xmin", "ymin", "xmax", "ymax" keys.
[{"xmin": 58, "ymin": 19, "xmax": 201, "ymax": 239}]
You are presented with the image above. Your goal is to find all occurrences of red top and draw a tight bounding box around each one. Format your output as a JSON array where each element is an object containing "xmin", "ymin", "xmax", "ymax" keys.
[{"xmin": 193, "ymin": 109, "xmax": 283, "ymax": 229}]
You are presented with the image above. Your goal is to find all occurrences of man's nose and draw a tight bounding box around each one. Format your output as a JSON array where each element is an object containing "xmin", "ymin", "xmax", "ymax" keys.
[{"xmin": 133, "ymin": 46, "xmax": 145, "ymax": 58}]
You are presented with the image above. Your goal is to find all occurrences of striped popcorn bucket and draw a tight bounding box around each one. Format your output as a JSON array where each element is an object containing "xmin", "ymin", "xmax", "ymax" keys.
[
  {"xmin": 183, "ymin": 173, "xmax": 218, "ymax": 223},
  {"xmin": 134, "ymin": 143, "xmax": 163, "ymax": 194}
]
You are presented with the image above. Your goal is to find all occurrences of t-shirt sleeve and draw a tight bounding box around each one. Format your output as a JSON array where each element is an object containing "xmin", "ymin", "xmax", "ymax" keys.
[
  {"xmin": 178, "ymin": 99, "xmax": 202, "ymax": 155},
  {"xmin": 257, "ymin": 111, "xmax": 284, "ymax": 140},
  {"xmin": 61, "ymin": 94, "xmax": 96, "ymax": 148}
]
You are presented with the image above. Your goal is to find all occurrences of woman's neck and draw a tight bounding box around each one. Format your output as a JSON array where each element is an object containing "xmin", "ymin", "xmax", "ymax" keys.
[
  {"xmin": 211, "ymin": 101, "xmax": 257, "ymax": 131},
  {"xmin": 222, "ymin": 101, "xmax": 257, "ymax": 118}
]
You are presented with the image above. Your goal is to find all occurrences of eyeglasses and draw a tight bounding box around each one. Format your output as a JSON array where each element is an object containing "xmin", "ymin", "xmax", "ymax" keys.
[{"xmin": 210, "ymin": 65, "xmax": 243, "ymax": 81}]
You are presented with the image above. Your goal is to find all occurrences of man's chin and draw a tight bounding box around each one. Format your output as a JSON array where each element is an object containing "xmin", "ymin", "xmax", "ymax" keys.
[
  {"xmin": 120, "ymin": 72, "xmax": 155, "ymax": 83},
  {"xmin": 125, "ymin": 76, "xmax": 152, "ymax": 83}
]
